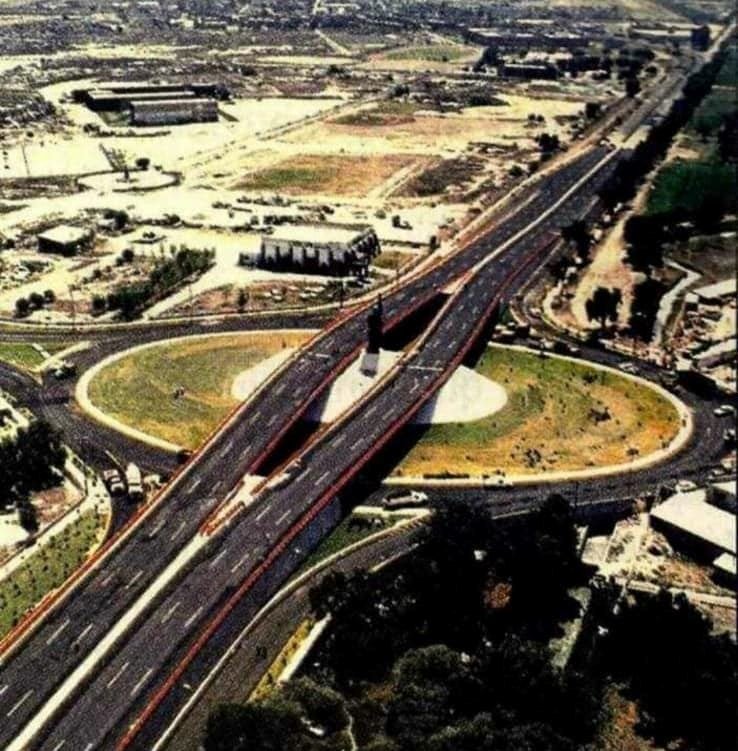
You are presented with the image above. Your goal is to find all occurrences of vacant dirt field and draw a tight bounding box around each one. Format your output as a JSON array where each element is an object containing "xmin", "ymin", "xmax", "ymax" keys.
[
  {"xmin": 234, "ymin": 153, "xmax": 423, "ymax": 196},
  {"xmin": 296, "ymin": 94, "xmax": 584, "ymax": 156},
  {"xmin": 393, "ymin": 345, "xmax": 681, "ymax": 478}
]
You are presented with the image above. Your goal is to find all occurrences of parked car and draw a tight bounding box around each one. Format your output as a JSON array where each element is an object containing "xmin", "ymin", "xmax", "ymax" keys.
[
  {"xmin": 618, "ymin": 362, "xmax": 639, "ymax": 375},
  {"xmin": 382, "ymin": 489, "xmax": 429, "ymax": 510},
  {"xmin": 713, "ymin": 404, "xmax": 735, "ymax": 417},
  {"xmin": 52, "ymin": 361, "xmax": 77, "ymax": 380},
  {"xmin": 126, "ymin": 463, "xmax": 144, "ymax": 501},
  {"xmin": 103, "ymin": 469, "xmax": 125, "ymax": 495},
  {"xmin": 675, "ymin": 479, "xmax": 698, "ymax": 493}
]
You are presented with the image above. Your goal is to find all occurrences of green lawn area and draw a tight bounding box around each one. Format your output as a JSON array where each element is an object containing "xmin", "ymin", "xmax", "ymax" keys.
[
  {"xmin": 0, "ymin": 509, "xmax": 106, "ymax": 639},
  {"xmin": 381, "ymin": 44, "xmax": 478, "ymax": 62},
  {"xmin": 0, "ymin": 343, "xmax": 45, "ymax": 370},
  {"xmin": 333, "ymin": 100, "xmax": 423, "ymax": 127},
  {"xmin": 238, "ymin": 163, "xmax": 335, "ymax": 193},
  {"xmin": 689, "ymin": 87, "xmax": 737, "ymax": 139},
  {"xmin": 645, "ymin": 158, "xmax": 737, "ymax": 217},
  {"xmin": 300, "ymin": 514, "xmax": 390, "ymax": 572},
  {"xmin": 0, "ymin": 341, "xmax": 75, "ymax": 371},
  {"xmin": 371, "ymin": 250, "xmax": 419, "ymax": 273},
  {"xmin": 88, "ymin": 332, "xmax": 311, "ymax": 449},
  {"xmin": 394, "ymin": 345, "xmax": 681, "ymax": 478},
  {"xmin": 236, "ymin": 153, "xmax": 416, "ymax": 196}
]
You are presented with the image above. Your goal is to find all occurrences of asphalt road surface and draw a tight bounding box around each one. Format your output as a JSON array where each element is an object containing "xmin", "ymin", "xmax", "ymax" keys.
[
  {"xmin": 0, "ymin": 145, "xmax": 613, "ymax": 750},
  {"xmin": 26, "ymin": 147, "xmax": 625, "ymax": 750}
]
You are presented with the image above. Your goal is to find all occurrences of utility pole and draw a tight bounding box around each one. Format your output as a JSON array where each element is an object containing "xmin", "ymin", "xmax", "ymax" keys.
[{"xmin": 68, "ymin": 285, "xmax": 76, "ymax": 331}]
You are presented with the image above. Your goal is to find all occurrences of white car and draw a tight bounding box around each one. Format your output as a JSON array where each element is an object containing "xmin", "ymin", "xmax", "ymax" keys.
[
  {"xmin": 713, "ymin": 404, "xmax": 736, "ymax": 417},
  {"xmin": 103, "ymin": 469, "xmax": 125, "ymax": 496},
  {"xmin": 675, "ymin": 479, "xmax": 698, "ymax": 493},
  {"xmin": 618, "ymin": 362, "xmax": 639, "ymax": 375},
  {"xmin": 382, "ymin": 490, "xmax": 429, "ymax": 510}
]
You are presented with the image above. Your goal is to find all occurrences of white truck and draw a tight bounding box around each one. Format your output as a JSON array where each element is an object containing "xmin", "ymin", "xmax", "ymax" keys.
[{"xmin": 126, "ymin": 463, "xmax": 144, "ymax": 501}]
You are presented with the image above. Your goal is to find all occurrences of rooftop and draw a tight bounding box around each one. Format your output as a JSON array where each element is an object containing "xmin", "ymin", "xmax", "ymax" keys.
[
  {"xmin": 38, "ymin": 225, "xmax": 90, "ymax": 245},
  {"xmin": 713, "ymin": 552, "xmax": 736, "ymax": 577},
  {"xmin": 694, "ymin": 278, "xmax": 737, "ymax": 300},
  {"xmin": 266, "ymin": 223, "xmax": 373, "ymax": 245},
  {"xmin": 130, "ymin": 98, "xmax": 217, "ymax": 110},
  {"xmin": 712, "ymin": 480, "xmax": 737, "ymax": 499},
  {"xmin": 652, "ymin": 489, "xmax": 736, "ymax": 554}
]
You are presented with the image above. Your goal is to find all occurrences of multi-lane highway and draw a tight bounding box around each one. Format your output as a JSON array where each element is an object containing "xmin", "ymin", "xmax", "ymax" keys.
[
  {"xmin": 10, "ymin": 150, "xmax": 621, "ymax": 751},
  {"xmin": 0, "ymin": 33, "xmax": 731, "ymax": 749},
  {"xmin": 0, "ymin": 144, "xmax": 615, "ymax": 750}
]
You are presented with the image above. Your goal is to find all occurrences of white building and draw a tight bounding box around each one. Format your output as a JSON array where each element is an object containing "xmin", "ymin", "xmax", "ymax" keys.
[{"xmin": 257, "ymin": 224, "xmax": 380, "ymax": 276}]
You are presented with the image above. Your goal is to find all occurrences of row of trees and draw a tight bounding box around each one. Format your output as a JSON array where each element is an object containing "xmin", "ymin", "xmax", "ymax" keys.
[
  {"xmin": 106, "ymin": 247, "xmax": 214, "ymax": 320},
  {"xmin": 204, "ymin": 499, "xmax": 737, "ymax": 751},
  {"xmin": 601, "ymin": 589, "xmax": 737, "ymax": 751},
  {"xmin": 0, "ymin": 420, "xmax": 66, "ymax": 531},
  {"xmin": 598, "ymin": 43, "xmax": 731, "ymax": 215},
  {"xmin": 595, "ymin": 43, "xmax": 733, "ymax": 341},
  {"xmin": 14, "ymin": 289, "xmax": 55, "ymax": 318}
]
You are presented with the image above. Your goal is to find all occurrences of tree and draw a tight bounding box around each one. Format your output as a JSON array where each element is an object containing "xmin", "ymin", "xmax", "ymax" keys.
[
  {"xmin": 624, "ymin": 214, "xmax": 665, "ymax": 272},
  {"xmin": 29, "ymin": 291, "xmax": 45, "ymax": 309},
  {"xmin": 561, "ymin": 220, "xmax": 593, "ymax": 262},
  {"xmin": 625, "ymin": 76, "xmax": 641, "ymax": 98},
  {"xmin": 629, "ymin": 277, "xmax": 666, "ymax": 341},
  {"xmin": 203, "ymin": 701, "xmax": 304, "ymax": 751},
  {"xmin": 387, "ymin": 646, "xmax": 475, "ymax": 750},
  {"xmin": 237, "ymin": 288, "xmax": 249, "ymax": 312},
  {"xmin": 538, "ymin": 133, "xmax": 560, "ymax": 155},
  {"xmin": 603, "ymin": 590, "xmax": 737, "ymax": 751},
  {"xmin": 91, "ymin": 295, "xmax": 107, "ymax": 314},
  {"xmin": 14, "ymin": 297, "xmax": 30, "ymax": 318},
  {"xmin": 16, "ymin": 497, "xmax": 38, "ymax": 533},
  {"xmin": 584, "ymin": 101, "xmax": 601, "ymax": 120},
  {"xmin": 585, "ymin": 287, "xmax": 622, "ymax": 329},
  {"xmin": 284, "ymin": 678, "xmax": 349, "ymax": 735},
  {"xmin": 0, "ymin": 420, "xmax": 65, "ymax": 511},
  {"xmin": 717, "ymin": 110, "xmax": 738, "ymax": 163},
  {"xmin": 43, "ymin": 289, "xmax": 55, "ymax": 303}
]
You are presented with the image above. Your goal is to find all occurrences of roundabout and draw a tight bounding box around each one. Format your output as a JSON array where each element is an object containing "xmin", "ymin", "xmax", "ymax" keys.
[{"xmin": 79, "ymin": 332, "xmax": 689, "ymax": 483}]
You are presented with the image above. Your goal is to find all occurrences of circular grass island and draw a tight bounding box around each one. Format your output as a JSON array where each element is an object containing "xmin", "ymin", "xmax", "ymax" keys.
[
  {"xmin": 84, "ymin": 337, "xmax": 686, "ymax": 480},
  {"xmin": 85, "ymin": 331, "xmax": 312, "ymax": 450},
  {"xmin": 392, "ymin": 344, "xmax": 684, "ymax": 480}
]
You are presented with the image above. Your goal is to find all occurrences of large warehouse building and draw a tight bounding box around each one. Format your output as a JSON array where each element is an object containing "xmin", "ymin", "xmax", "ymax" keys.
[
  {"xmin": 72, "ymin": 82, "xmax": 227, "ymax": 126},
  {"xmin": 253, "ymin": 224, "xmax": 380, "ymax": 276},
  {"xmin": 130, "ymin": 98, "xmax": 218, "ymax": 126}
]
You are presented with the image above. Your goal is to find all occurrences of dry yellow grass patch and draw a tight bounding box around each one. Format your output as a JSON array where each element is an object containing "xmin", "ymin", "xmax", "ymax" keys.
[
  {"xmin": 393, "ymin": 345, "xmax": 681, "ymax": 478},
  {"xmin": 234, "ymin": 153, "xmax": 421, "ymax": 196},
  {"xmin": 88, "ymin": 332, "xmax": 311, "ymax": 449}
]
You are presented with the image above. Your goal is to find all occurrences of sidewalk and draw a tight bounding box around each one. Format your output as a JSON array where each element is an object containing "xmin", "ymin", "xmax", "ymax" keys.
[{"xmin": 0, "ymin": 457, "xmax": 111, "ymax": 584}]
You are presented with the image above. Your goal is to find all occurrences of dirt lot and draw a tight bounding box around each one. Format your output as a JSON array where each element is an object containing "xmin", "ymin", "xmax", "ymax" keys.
[{"xmin": 234, "ymin": 153, "xmax": 424, "ymax": 197}]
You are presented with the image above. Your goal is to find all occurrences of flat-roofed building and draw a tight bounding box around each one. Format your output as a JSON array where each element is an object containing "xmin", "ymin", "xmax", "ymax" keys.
[
  {"xmin": 37, "ymin": 225, "xmax": 94, "ymax": 256},
  {"xmin": 257, "ymin": 224, "xmax": 380, "ymax": 276},
  {"xmin": 130, "ymin": 98, "xmax": 219, "ymax": 126},
  {"xmin": 651, "ymin": 488, "xmax": 736, "ymax": 560}
]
